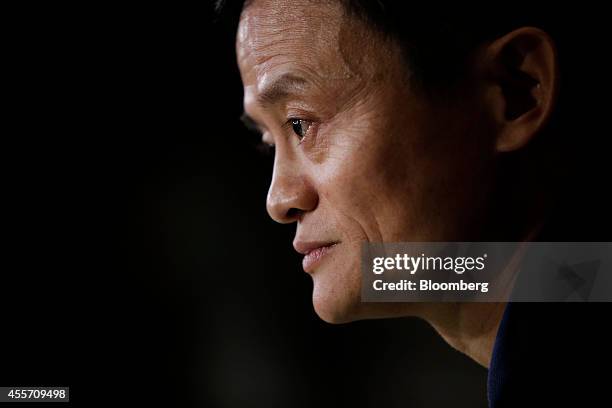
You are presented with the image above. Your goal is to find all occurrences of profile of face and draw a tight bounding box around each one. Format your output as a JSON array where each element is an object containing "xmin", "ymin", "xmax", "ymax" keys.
[{"xmin": 236, "ymin": 0, "xmax": 557, "ymax": 323}]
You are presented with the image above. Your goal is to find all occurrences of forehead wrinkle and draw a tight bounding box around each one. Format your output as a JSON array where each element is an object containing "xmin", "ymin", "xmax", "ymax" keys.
[
  {"xmin": 238, "ymin": 0, "xmax": 347, "ymax": 68},
  {"xmin": 239, "ymin": 1, "xmax": 331, "ymax": 55},
  {"xmin": 238, "ymin": 0, "xmax": 380, "ymax": 117}
]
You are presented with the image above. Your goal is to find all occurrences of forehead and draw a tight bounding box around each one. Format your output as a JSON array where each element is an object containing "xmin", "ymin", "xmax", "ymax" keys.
[{"xmin": 236, "ymin": 0, "xmax": 390, "ymax": 88}]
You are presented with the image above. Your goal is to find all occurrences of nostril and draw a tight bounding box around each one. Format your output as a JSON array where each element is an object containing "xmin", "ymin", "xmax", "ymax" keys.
[{"xmin": 286, "ymin": 207, "xmax": 301, "ymax": 220}]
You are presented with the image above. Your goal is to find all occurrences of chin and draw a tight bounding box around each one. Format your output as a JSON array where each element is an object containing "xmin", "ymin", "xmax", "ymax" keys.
[
  {"xmin": 310, "ymin": 264, "xmax": 420, "ymax": 323},
  {"xmin": 312, "ymin": 293, "xmax": 357, "ymax": 324},
  {"xmin": 310, "ymin": 268, "xmax": 362, "ymax": 324}
]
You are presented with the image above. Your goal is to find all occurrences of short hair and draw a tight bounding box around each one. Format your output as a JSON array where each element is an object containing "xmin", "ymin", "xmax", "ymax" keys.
[{"xmin": 215, "ymin": 1, "xmax": 559, "ymax": 91}]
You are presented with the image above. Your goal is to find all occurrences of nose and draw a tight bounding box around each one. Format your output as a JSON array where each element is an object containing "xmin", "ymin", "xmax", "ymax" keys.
[{"xmin": 266, "ymin": 155, "xmax": 318, "ymax": 224}]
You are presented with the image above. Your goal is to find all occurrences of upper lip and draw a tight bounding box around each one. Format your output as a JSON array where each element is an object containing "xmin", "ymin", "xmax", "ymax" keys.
[{"xmin": 293, "ymin": 240, "xmax": 339, "ymax": 255}]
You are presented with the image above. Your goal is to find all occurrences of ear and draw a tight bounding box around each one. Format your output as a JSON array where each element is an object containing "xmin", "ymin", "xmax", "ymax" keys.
[{"xmin": 481, "ymin": 27, "xmax": 559, "ymax": 152}]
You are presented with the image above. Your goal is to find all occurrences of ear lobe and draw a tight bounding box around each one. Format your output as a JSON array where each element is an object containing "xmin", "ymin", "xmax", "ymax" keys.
[{"xmin": 485, "ymin": 27, "xmax": 559, "ymax": 153}]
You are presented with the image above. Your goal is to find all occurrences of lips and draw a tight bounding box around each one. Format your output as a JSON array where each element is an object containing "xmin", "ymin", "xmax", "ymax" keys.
[{"xmin": 293, "ymin": 241, "xmax": 339, "ymax": 273}]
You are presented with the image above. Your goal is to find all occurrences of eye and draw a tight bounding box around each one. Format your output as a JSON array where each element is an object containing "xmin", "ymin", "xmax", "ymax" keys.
[{"xmin": 289, "ymin": 118, "xmax": 312, "ymax": 141}]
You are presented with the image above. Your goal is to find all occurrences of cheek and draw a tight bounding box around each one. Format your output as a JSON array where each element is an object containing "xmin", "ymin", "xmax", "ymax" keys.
[
  {"xmin": 310, "ymin": 108, "xmax": 469, "ymax": 242},
  {"xmin": 304, "ymin": 92, "xmax": 490, "ymax": 243},
  {"xmin": 316, "ymin": 180, "xmax": 373, "ymax": 243},
  {"xmin": 309, "ymin": 141, "xmax": 395, "ymax": 243}
]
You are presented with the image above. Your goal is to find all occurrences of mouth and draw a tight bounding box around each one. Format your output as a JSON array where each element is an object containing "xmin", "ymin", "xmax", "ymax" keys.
[{"xmin": 294, "ymin": 241, "xmax": 340, "ymax": 273}]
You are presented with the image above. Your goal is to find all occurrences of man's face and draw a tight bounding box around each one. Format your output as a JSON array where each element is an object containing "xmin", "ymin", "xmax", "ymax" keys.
[{"xmin": 237, "ymin": 0, "xmax": 495, "ymax": 323}]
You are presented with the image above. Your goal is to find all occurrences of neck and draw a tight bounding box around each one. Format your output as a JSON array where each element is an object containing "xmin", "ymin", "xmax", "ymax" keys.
[
  {"xmin": 420, "ymin": 224, "xmax": 543, "ymax": 368},
  {"xmin": 423, "ymin": 301, "xmax": 506, "ymax": 368}
]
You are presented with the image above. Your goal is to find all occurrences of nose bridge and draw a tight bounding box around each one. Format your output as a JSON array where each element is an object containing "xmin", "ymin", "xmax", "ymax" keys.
[{"xmin": 266, "ymin": 150, "xmax": 317, "ymax": 223}]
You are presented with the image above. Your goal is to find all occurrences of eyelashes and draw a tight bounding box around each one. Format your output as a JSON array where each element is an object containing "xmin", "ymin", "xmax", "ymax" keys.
[
  {"xmin": 286, "ymin": 118, "xmax": 313, "ymax": 142},
  {"xmin": 241, "ymin": 115, "xmax": 317, "ymax": 157}
]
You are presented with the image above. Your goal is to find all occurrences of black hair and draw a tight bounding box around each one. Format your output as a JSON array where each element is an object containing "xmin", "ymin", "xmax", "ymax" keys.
[{"xmin": 214, "ymin": 1, "xmax": 560, "ymax": 91}]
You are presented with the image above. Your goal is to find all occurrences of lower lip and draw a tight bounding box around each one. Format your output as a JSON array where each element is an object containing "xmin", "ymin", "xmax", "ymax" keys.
[{"xmin": 302, "ymin": 244, "xmax": 338, "ymax": 273}]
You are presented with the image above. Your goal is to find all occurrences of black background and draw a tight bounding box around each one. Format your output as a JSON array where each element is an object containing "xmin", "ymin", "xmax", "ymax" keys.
[{"xmin": 2, "ymin": 3, "xmax": 610, "ymax": 407}]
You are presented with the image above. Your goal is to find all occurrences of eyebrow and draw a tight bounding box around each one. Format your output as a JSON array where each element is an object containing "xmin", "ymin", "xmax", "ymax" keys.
[
  {"xmin": 240, "ymin": 73, "xmax": 310, "ymax": 132},
  {"xmin": 256, "ymin": 73, "xmax": 309, "ymax": 108}
]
